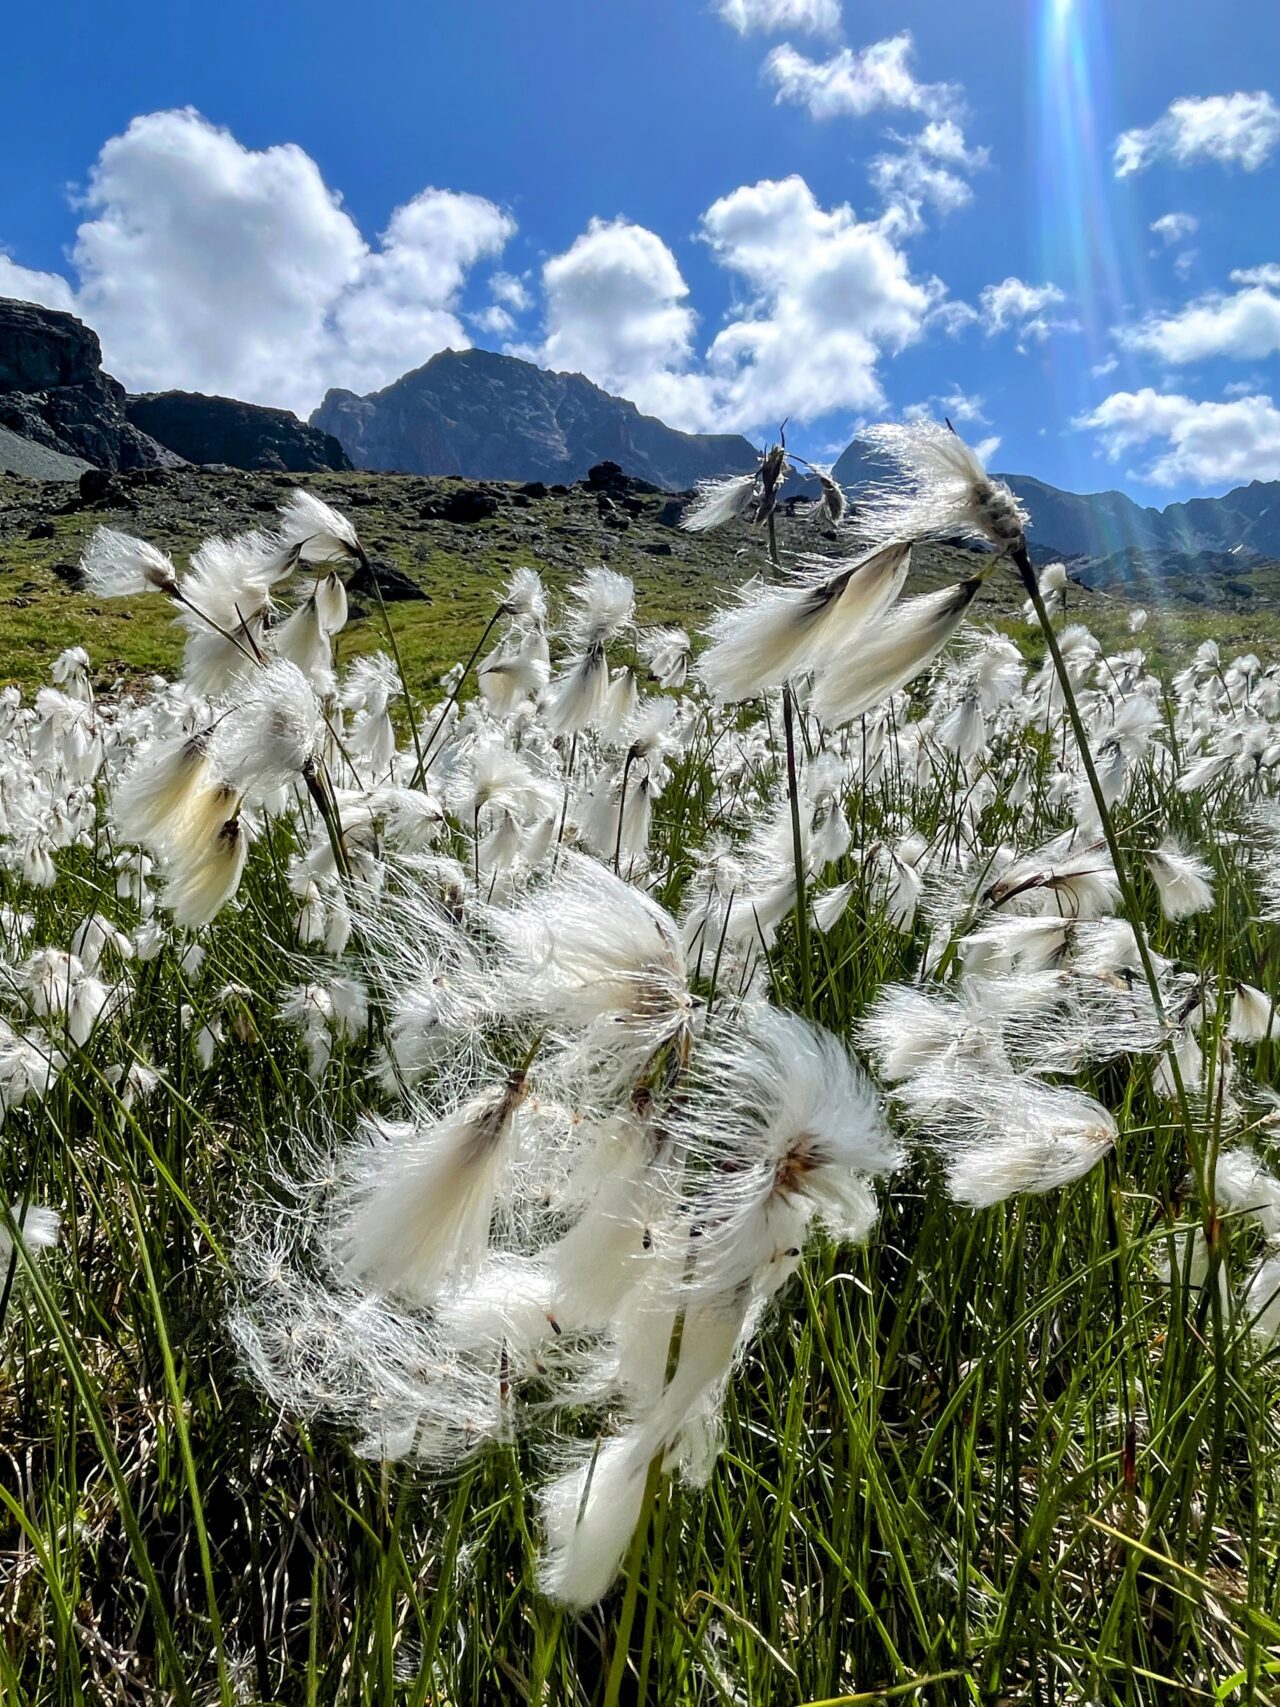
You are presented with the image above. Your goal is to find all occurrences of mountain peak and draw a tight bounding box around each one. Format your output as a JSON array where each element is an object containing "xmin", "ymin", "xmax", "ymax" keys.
[{"xmin": 311, "ymin": 348, "xmax": 758, "ymax": 488}]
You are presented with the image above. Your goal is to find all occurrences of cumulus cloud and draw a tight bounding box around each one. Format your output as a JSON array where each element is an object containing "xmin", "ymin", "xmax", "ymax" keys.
[
  {"xmin": 538, "ymin": 175, "xmax": 943, "ymax": 434},
  {"xmin": 978, "ymin": 277, "xmax": 1074, "ymax": 345},
  {"xmin": 1077, "ymin": 386, "xmax": 1280, "ymax": 486},
  {"xmin": 764, "ymin": 33, "xmax": 957, "ymax": 122},
  {"xmin": 1150, "ymin": 212, "xmax": 1199, "ymax": 245},
  {"xmin": 0, "ymin": 254, "xmax": 76, "ymax": 314},
  {"xmin": 871, "ymin": 119, "xmax": 988, "ymax": 236},
  {"xmin": 1114, "ymin": 91, "xmax": 1280, "ymax": 177},
  {"xmin": 715, "ymin": 0, "xmax": 840, "ymax": 35},
  {"xmin": 1117, "ymin": 277, "xmax": 1280, "ymax": 364},
  {"xmin": 1, "ymin": 109, "xmax": 514, "ymax": 415},
  {"xmin": 540, "ymin": 217, "xmax": 697, "ymax": 401}
]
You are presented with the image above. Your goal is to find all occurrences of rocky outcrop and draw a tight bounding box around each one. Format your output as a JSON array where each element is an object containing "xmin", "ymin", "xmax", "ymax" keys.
[
  {"xmin": 126, "ymin": 391, "xmax": 352, "ymax": 473},
  {"xmin": 311, "ymin": 347, "xmax": 759, "ymax": 490},
  {"xmin": 0, "ymin": 297, "xmax": 178, "ymax": 470}
]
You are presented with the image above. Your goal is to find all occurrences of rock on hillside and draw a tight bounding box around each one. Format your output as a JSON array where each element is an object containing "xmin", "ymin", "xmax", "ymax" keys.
[
  {"xmin": 126, "ymin": 391, "xmax": 353, "ymax": 473},
  {"xmin": 311, "ymin": 347, "xmax": 759, "ymax": 490},
  {"xmin": 0, "ymin": 297, "xmax": 178, "ymax": 471}
]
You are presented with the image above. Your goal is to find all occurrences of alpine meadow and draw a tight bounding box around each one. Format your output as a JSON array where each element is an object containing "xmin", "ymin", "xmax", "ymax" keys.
[{"xmin": 3, "ymin": 417, "xmax": 1280, "ymax": 1706}]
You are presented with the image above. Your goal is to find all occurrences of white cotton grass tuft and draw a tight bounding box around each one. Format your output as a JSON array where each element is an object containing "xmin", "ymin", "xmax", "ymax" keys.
[
  {"xmin": 206, "ymin": 659, "xmax": 321, "ymax": 798},
  {"xmin": 276, "ymin": 490, "xmax": 364, "ymax": 565},
  {"xmin": 930, "ymin": 1074, "xmax": 1118, "ymax": 1208},
  {"xmin": 857, "ymin": 421, "xmax": 1029, "ymax": 553},
  {"xmin": 1228, "ymin": 982, "xmax": 1278, "ymax": 1044},
  {"xmin": 697, "ymin": 542, "xmax": 912, "ymax": 702},
  {"xmin": 811, "ymin": 465, "xmax": 847, "ymax": 525},
  {"xmin": 1214, "ymin": 1147, "xmax": 1280, "ymax": 1238},
  {"xmin": 680, "ymin": 472, "xmax": 759, "ymax": 533},
  {"xmin": 113, "ymin": 731, "xmax": 215, "ymax": 858},
  {"xmin": 668, "ymin": 1003, "xmax": 899, "ymax": 1293},
  {"xmin": 0, "ymin": 1201, "xmax": 62, "ymax": 1266},
  {"xmin": 1244, "ymin": 1252, "xmax": 1280, "ymax": 1346},
  {"xmin": 489, "ymin": 853, "xmax": 693, "ymax": 1094},
  {"xmin": 1145, "ymin": 839, "xmax": 1215, "ymax": 920},
  {"xmin": 810, "ymin": 577, "xmax": 982, "ymax": 727},
  {"xmin": 330, "ymin": 1073, "xmax": 527, "ymax": 1303},
  {"xmin": 161, "ymin": 815, "xmax": 249, "ymax": 928},
  {"xmin": 536, "ymin": 1432, "xmax": 654, "ymax": 1606},
  {"xmin": 80, "ymin": 526, "xmax": 179, "ymax": 599}
]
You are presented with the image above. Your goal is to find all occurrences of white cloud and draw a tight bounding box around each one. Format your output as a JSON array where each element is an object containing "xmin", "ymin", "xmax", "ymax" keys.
[
  {"xmin": 538, "ymin": 175, "xmax": 943, "ymax": 434},
  {"xmin": 540, "ymin": 217, "xmax": 697, "ymax": 407},
  {"xmin": 490, "ymin": 272, "xmax": 531, "ymax": 311},
  {"xmin": 1091, "ymin": 355, "xmax": 1119, "ymax": 378},
  {"xmin": 715, "ymin": 0, "xmax": 840, "ymax": 35},
  {"xmin": 1, "ymin": 109, "xmax": 514, "ymax": 414},
  {"xmin": 974, "ymin": 434, "xmax": 1001, "ymax": 464},
  {"xmin": 1232, "ymin": 263, "xmax": 1280, "ymax": 288},
  {"xmin": 871, "ymin": 119, "xmax": 988, "ymax": 236},
  {"xmin": 764, "ymin": 33, "xmax": 957, "ymax": 122},
  {"xmin": 1077, "ymin": 386, "xmax": 1280, "ymax": 486},
  {"xmin": 1150, "ymin": 212, "xmax": 1199, "ymax": 245},
  {"xmin": 978, "ymin": 277, "xmax": 1074, "ymax": 345},
  {"xmin": 1173, "ymin": 249, "xmax": 1199, "ymax": 280},
  {"xmin": 0, "ymin": 254, "xmax": 76, "ymax": 314},
  {"xmin": 1117, "ymin": 278, "xmax": 1280, "ymax": 364},
  {"xmin": 905, "ymin": 388, "xmax": 988, "ymax": 425},
  {"xmin": 473, "ymin": 305, "xmax": 516, "ymax": 337},
  {"xmin": 1115, "ymin": 91, "xmax": 1280, "ymax": 176},
  {"xmin": 697, "ymin": 175, "xmax": 940, "ymax": 426}
]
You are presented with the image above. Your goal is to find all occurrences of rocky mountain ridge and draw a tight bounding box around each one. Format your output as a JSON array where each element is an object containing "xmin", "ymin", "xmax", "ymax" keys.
[
  {"xmin": 125, "ymin": 391, "xmax": 351, "ymax": 473},
  {"xmin": 310, "ymin": 348, "xmax": 759, "ymax": 490},
  {"xmin": 3, "ymin": 293, "xmax": 1278, "ymax": 596}
]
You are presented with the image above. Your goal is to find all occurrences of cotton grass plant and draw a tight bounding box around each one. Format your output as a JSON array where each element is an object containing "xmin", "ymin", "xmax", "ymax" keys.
[{"xmin": 2, "ymin": 434, "xmax": 1280, "ymax": 1703}]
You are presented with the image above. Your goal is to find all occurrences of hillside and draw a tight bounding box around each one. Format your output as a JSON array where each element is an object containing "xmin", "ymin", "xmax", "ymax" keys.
[
  {"xmin": 0, "ymin": 463, "xmax": 1263, "ymax": 698},
  {"xmin": 310, "ymin": 347, "xmax": 760, "ymax": 488}
]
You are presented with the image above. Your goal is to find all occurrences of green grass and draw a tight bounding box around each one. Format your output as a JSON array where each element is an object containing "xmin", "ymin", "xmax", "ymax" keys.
[
  {"xmin": 2, "ymin": 487, "xmax": 1280, "ymax": 1704},
  {"xmin": 3, "ymin": 468, "xmax": 1277, "ymax": 699}
]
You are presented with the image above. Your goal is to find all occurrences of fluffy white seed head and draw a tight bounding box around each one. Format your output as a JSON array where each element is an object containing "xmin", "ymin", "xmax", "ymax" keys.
[{"xmin": 81, "ymin": 527, "xmax": 178, "ymax": 598}]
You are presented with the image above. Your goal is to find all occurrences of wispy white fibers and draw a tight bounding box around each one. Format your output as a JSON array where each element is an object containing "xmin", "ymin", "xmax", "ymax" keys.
[
  {"xmin": 113, "ymin": 731, "xmax": 216, "ymax": 857},
  {"xmin": 669, "ymin": 1004, "xmax": 900, "ymax": 1295},
  {"xmin": 1214, "ymin": 1147, "xmax": 1280, "ymax": 1237},
  {"xmin": 542, "ymin": 568, "xmax": 635, "ymax": 736},
  {"xmin": 810, "ymin": 578, "xmax": 982, "ymax": 727},
  {"xmin": 857, "ymin": 421, "xmax": 1029, "ymax": 553},
  {"xmin": 639, "ymin": 626, "xmax": 691, "ymax": 690},
  {"xmin": 276, "ymin": 489, "xmax": 366, "ymax": 565},
  {"xmin": 231, "ymin": 1227, "xmax": 504, "ymax": 1469},
  {"xmin": 331, "ymin": 1072, "xmax": 527, "ymax": 1302},
  {"xmin": 1244, "ymin": 1252, "xmax": 1280, "ymax": 1346},
  {"xmin": 698, "ymin": 541, "xmax": 912, "ymax": 702},
  {"xmin": 985, "ymin": 831, "xmax": 1121, "ymax": 919},
  {"xmin": 80, "ymin": 526, "xmax": 179, "ymax": 598},
  {"xmin": 928, "ymin": 1074, "xmax": 1117, "ymax": 1208},
  {"xmin": 680, "ymin": 472, "xmax": 758, "ymax": 533},
  {"xmin": 162, "ymin": 817, "xmax": 249, "ymax": 929},
  {"xmin": 1228, "ymin": 982, "xmax": 1279, "ymax": 1043},
  {"xmin": 537, "ymin": 1432, "xmax": 653, "ymax": 1606},
  {"xmin": 0, "ymin": 1201, "xmax": 61, "ymax": 1266},
  {"xmin": 1145, "ymin": 839, "xmax": 1215, "ymax": 920},
  {"xmin": 207, "ymin": 659, "xmax": 321, "ymax": 799},
  {"xmin": 490, "ymin": 852, "xmax": 694, "ymax": 1099}
]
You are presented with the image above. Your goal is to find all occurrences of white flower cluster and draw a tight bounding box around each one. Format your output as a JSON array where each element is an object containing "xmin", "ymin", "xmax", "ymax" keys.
[{"xmin": 4, "ymin": 428, "xmax": 1280, "ymax": 1607}]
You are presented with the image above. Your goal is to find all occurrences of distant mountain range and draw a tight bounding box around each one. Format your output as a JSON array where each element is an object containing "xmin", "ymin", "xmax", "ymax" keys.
[
  {"xmin": 3, "ymin": 295, "xmax": 1278, "ymax": 591},
  {"xmin": 310, "ymin": 349, "xmax": 759, "ymax": 491},
  {"xmin": 828, "ymin": 439, "xmax": 1280, "ymax": 573}
]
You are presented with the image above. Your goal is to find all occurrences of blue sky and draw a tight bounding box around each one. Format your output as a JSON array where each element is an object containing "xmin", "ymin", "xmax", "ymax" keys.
[{"xmin": 3, "ymin": 0, "xmax": 1279, "ymax": 501}]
